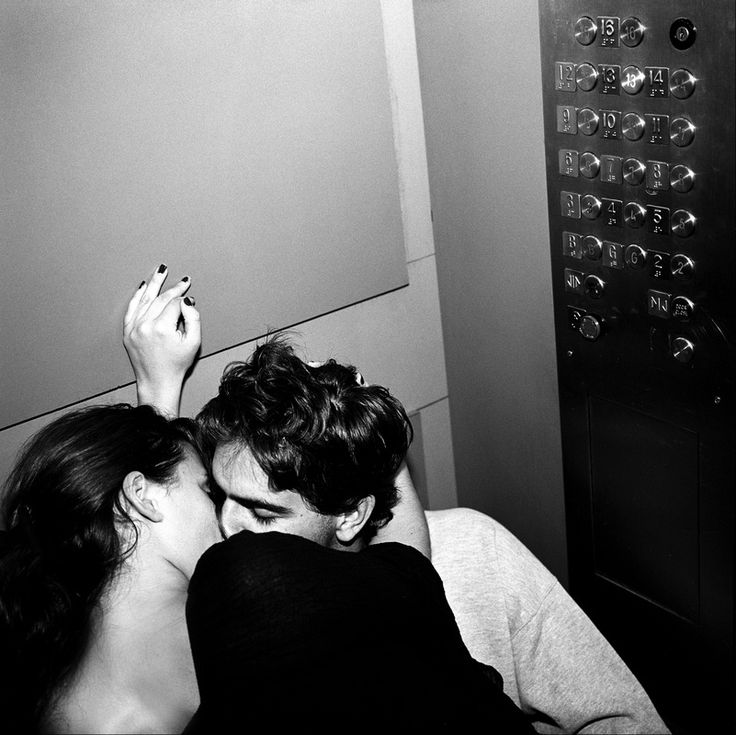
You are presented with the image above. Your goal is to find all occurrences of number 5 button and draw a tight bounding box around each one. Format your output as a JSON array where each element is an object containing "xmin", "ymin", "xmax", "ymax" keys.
[{"xmin": 671, "ymin": 209, "xmax": 696, "ymax": 237}]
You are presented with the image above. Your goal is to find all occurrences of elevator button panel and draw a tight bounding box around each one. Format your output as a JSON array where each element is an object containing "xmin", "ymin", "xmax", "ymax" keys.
[
  {"xmin": 541, "ymin": 2, "xmax": 733, "ymax": 371},
  {"xmin": 540, "ymin": 5, "xmax": 735, "ymax": 730}
]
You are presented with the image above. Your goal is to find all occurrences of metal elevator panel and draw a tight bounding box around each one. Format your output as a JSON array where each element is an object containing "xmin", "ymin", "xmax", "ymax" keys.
[{"xmin": 539, "ymin": 2, "xmax": 736, "ymax": 732}]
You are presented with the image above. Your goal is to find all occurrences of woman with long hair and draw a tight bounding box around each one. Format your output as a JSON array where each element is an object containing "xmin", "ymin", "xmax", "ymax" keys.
[{"xmin": 0, "ymin": 403, "xmax": 221, "ymax": 732}]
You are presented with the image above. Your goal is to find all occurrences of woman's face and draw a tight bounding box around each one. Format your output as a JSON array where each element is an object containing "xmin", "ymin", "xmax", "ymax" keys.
[{"xmin": 162, "ymin": 445, "xmax": 223, "ymax": 579}]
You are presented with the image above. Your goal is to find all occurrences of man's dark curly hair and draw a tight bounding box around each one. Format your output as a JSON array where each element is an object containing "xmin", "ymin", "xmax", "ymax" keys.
[{"xmin": 196, "ymin": 335, "xmax": 413, "ymax": 537}]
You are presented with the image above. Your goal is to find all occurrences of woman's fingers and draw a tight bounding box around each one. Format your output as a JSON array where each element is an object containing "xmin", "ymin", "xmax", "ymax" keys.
[
  {"xmin": 126, "ymin": 264, "xmax": 192, "ymax": 330},
  {"xmin": 179, "ymin": 296, "xmax": 202, "ymax": 348},
  {"xmin": 123, "ymin": 280, "xmax": 148, "ymax": 331}
]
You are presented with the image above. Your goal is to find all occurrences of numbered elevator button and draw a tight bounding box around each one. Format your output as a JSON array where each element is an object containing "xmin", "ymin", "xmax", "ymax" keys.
[
  {"xmin": 583, "ymin": 235, "xmax": 603, "ymax": 260},
  {"xmin": 671, "ymin": 336, "xmax": 694, "ymax": 363},
  {"xmin": 670, "ymin": 164, "xmax": 695, "ymax": 193},
  {"xmin": 671, "ymin": 209, "xmax": 696, "ymax": 237},
  {"xmin": 623, "ymin": 158, "xmax": 646, "ymax": 185},
  {"xmin": 670, "ymin": 69, "xmax": 696, "ymax": 99},
  {"xmin": 671, "ymin": 254, "xmax": 695, "ymax": 280},
  {"xmin": 620, "ymin": 17, "xmax": 644, "ymax": 47},
  {"xmin": 576, "ymin": 63, "xmax": 599, "ymax": 91},
  {"xmin": 577, "ymin": 108, "xmax": 600, "ymax": 135},
  {"xmin": 621, "ymin": 66, "xmax": 645, "ymax": 94},
  {"xmin": 579, "ymin": 314, "xmax": 603, "ymax": 340},
  {"xmin": 581, "ymin": 195, "xmax": 602, "ymax": 219},
  {"xmin": 670, "ymin": 117, "xmax": 696, "ymax": 147},
  {"xmin": 624, "ymin": 202, "xmax": 647, "ymax": 228},
  {"xmin": 622, "ymin": 113, "xmax": 645, "ymax": 141},
  {"xmin": 575, "ymin": 16, "xmax": 597, "ymax": 46},
  {"xmin": 584, "ymin": 275, "xmax": 605, "ymax": 299},
  {"xmin": 625, "ymin": 244, "xmax": 647, "ymax": 269},
  {"xmin": 579, "ymin": 152, "xmax": 600, "ymax": 178}
]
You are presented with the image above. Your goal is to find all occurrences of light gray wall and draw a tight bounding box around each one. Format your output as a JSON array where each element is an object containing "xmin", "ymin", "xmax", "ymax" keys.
[
  {"xmin": 414, "ymin": 0, "xmax": 567, "ymax": 582},
  {"xmin": 1, "ymin": 0, "xmax": 407, "ymax": 428},
  {"xmin": 0, "ymin": 2, "xmax": 457, "ymax": 516}
]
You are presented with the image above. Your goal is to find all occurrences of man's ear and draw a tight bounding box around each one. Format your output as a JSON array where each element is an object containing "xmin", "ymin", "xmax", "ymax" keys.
[
  {"xmin": 335, "ymin": 495, "xmax": 376, "ymax": 545},
  {"xmin": 121, "ymin": 471, "xmax": 164, "ymax": 523}
]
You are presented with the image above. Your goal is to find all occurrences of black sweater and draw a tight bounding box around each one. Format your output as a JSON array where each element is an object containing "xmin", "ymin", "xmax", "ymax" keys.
[{"xmin": 185, "ymin": 530, "xmax": 534, "ymax": 733}]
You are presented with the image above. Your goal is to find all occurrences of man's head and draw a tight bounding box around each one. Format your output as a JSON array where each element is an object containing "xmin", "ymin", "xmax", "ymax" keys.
[{"xmin": 197, "ymin": 335, "xmax": 412, "ymax": 549}]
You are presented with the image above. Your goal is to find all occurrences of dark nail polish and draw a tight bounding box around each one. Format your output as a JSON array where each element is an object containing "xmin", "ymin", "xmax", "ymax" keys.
[
  {"xmin": 184, "ymin": 297, "xmax": 195, "ymax": 306},
  {"xmin": 158, "ymin": 263, "xmax": 167, "ymax": 273},
  {"xmin": 181, "ymin": 276, "xmax": 190, "ymax": 283},
  {"xmin": 138, "ymin": 281, "xmax": 146, "ymax": 289}
]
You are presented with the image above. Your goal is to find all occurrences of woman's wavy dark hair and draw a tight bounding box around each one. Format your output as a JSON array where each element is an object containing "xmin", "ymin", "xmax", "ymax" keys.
[
  {"xmin": 0, "ymin": 403, "xmax": 198, "ymax": 732},
  {"xmin": 197, "ymin": 335, "xmax": 412, "ymax": 538}
]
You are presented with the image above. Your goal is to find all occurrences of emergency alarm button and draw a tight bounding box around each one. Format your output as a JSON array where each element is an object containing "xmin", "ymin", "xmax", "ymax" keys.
[{"xmin": 579, "ymin": 314, "xmax": 603, "ymax": 340}]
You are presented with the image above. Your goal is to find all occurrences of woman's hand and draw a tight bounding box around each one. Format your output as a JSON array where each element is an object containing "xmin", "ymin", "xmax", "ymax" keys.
[{"xmin": 123, "ymin": 264, "xmax": 201, "ymax": 417}]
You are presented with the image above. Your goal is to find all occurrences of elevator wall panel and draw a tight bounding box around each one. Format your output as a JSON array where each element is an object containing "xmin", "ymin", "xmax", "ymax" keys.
[{"xmin": 0, "ymin": 1, "xmax": 407, "ymax": 428}]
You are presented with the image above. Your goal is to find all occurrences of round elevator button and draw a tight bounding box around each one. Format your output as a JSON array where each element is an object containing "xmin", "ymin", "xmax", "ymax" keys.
[
  {"xmin": 624, "ymin": 202, "xmax": 647, "ymax": 228},
  {"xmin": 577, "ymin": 108, "xmax": 600, "ymax": 136},
  {"xmin": 584, "ymin": 275, "xmax": 605, "ymax": 299},
  {"xmin": 622, "ymin": 112, "xmax": 645, "ymax": 140},
  {"xmin": 671, "ymin": 254, "xmax": 695, "ymax": 280},
  {"xmin": 671, "ymin": 336, "xmax": 694, "ymax": 363},
  {"xmin": 579, "ymin": 152, "xmax": 600, "ymax": 178},
  {"xmin": 621, "ymin": 66, "xmax": 645, "ymax": 94},
  {"xmin": 579, "ymin": 314, "xmax": 603, "ymax": 340},
  {"xmin": 670, "ymin": 117, "xmax": 696, "ymax": 147},
  {"xmin": 620, "ymin": 17, "xmax": 644, "ymax": 47},
  {"xmin": 670, "ymin": 164, "xmax": 695, "ymax": 193},
  {"xmin": 575, "ymin": 63, "xmax": 598, "ymax": 91},
  {"xmin": 583, "ymin": 235, "xmax": 602, "ymax": 259},
  {"xmin": 670, "ymin": 18, "xmax": 697, "ymax": 50},
  {"xmin": 623, "ymin": 158, "xmax": 646, "ymax": 185},
  {"xmin": 671, "ymin": 209, "xmax": 696, "ymax": 237},
  {"xmin": 671, "ymin": 296, "xmax": 696, "ymax": 321},
  {"xmin": 581, "ymin": 195, "xmax": 602, "ymax": 219},
  {"xmin": 670, "ymin": 68, "xmax": 696, "ymax": 99},
  {"xmin": 575, "ymin": 16, "xmax": 597, "ymax": 45},
  {"xmin": 625, "ymin": 244, "xmax": 647, "ymax": 269}
]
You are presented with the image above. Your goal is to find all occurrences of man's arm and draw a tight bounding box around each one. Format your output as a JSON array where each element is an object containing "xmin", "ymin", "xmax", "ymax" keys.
[
  {"xmin": 370, "ymin": 462, "xmax": 431, "ymax": 558},
  {"xmin": 428, "ymin": 508, "xmax": 669, "ymax": 734},
  {"xmin": 123, "ymin": 264, "xmax": 201, "ymax": 417}
]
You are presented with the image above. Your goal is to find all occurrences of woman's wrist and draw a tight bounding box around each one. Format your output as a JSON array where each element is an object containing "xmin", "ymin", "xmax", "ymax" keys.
[{"xmin": 135, "ymin": 378, "xmax": 183, "ymax": 418}]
